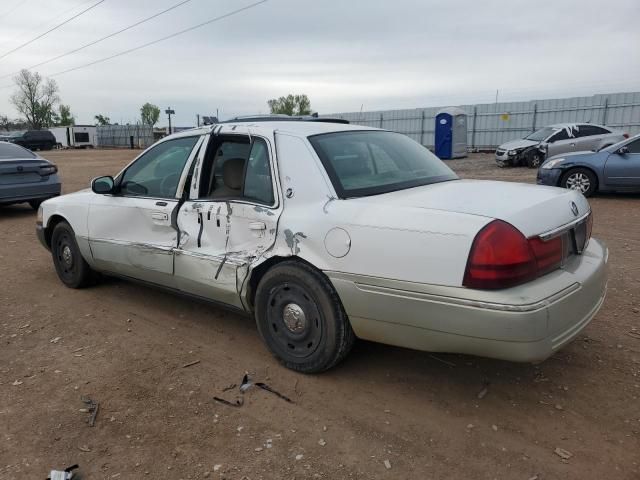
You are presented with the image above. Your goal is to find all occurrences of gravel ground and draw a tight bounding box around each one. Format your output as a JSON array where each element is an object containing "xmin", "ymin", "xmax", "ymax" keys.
[{"xmin": 0, "ymin": 149, "xmax": 638, "ymax": 480}]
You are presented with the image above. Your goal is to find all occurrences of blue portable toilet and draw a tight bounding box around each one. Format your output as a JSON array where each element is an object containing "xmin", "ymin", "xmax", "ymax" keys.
[{"xmin": 435, "ymin": 107, "xmax": 467, "ymax": 159}]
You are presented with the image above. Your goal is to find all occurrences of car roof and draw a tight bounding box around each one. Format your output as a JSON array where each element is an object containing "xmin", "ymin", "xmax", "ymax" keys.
[
  {"xmin": 547, "ymin": 122, "xmax": 608, "ymax": 129},
  {"xmin": 166, "ymin": 121, "xmax": 379, "ymax": 140}
]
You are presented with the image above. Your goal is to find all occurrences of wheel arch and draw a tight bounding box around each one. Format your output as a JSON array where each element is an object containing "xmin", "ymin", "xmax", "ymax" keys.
[
  {"xmin": 43, "ymin": 214, "xmax": 70, "ymax": 248},
  {"xmin": 244, "ymin": 255, "xmax": 336, "ymax": 312},
  {"xmin": 560, "ymin": 165, "xmax": 599, "ymax": 189}
]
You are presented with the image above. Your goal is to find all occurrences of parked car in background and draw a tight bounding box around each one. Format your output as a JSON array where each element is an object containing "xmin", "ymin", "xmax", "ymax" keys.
[
  {"xmin": 496, "ymin": 123, "xmax": 627, "ymax": 168},
  {"xmin": 37, "ymin": 121, "xmax": 607, "ymax": 372},
  {"xmin": 537, "ymin": 134, "xmax": 640, "ymax": 196},
  {"xmin": 0, "ymin": 141, "xmax": 61, "ymax": 209},
  {"xmin": 9, "ymin": 130, "xmax": 57, "ymax": 151}
]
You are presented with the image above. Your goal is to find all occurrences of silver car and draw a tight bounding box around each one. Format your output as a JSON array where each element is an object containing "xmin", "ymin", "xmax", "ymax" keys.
[{"xmin": 495, "ymin": 123, "xmax": 627, "ymax": 168}]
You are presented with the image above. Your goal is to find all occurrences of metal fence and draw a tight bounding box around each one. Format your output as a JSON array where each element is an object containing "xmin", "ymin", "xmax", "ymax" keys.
[
  {"xmin": 328, "ymin": 91, "xmax": 640, "ymax": 150},
  {"xmin": 96, "ymin": 124, "xmax": 154, "ymax": 149}
]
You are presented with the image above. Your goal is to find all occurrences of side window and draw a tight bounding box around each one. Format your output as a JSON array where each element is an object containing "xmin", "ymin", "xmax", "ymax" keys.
[
  {"xmin": 577, "ymin": 125, "xmax": 609, "ymax": 137},
  {"xmin": 549, "ymin": 129, "xmax": 569, "ymax": 142},
  {"xmin": 119, "ymin": 136, "xmax": 199, "ymax": 198},
  {"xmin": 243, "ymin": 139, "xmax": 274, "ymax": 205},
  {"xmin": 627, "ymin": 139, "xmax": 640, "ymax": 154},
  {"xmin": 199, "ymin": 136, "xmax": 274, "ymax": 205}
]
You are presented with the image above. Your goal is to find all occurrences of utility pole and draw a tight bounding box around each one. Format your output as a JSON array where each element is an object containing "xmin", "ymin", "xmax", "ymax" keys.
[
  {"xmin": 196, "ymin": 114, "xmax": 200, "ymax": 127},
  {"xmin": 165, "ymin": 107, "xmax": 175, "ymax": 134}
]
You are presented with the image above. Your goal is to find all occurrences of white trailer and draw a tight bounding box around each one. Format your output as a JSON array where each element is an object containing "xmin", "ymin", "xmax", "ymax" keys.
[{"xmin": 49, "ymin": 125, "xmax": 97, "ymax": 149}]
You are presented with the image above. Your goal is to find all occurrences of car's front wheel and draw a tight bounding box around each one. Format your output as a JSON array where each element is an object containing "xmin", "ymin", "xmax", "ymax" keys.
[
  {"xmin": 526, "ymin": 149, "xmax": 543, "ymax": 168},
  {"xmin": 255, "ymin": 261, "xmax": 355, "ymax": 373},
  {"xmin": 561, "ymin": 168, "xmax": 597, "ymax": 197},
  {"xmin": 51, "ymin": 221, "xmax": 97, "ymax": 288}
]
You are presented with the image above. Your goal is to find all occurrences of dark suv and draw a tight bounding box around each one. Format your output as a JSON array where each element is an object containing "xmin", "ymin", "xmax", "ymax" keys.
[{"xmin": 10, "ymin": 130, "xmax": 56, "ymax": 151}]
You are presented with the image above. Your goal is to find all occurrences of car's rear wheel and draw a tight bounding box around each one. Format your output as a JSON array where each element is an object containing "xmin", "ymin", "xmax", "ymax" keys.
[
  {"xmin": 51, "ymin": 221, "xmax": 96, "ymax": 288},
  {"xmin": 29, "ymin": 199, "xmax": 43, "ymax": 210},
  {"xmin": 561, "ymin": 168, "xmax": 597, "ymax": 197},
  {"xmin": 255, "ymin": 261, "xmax": 355, "ymax": 373}
]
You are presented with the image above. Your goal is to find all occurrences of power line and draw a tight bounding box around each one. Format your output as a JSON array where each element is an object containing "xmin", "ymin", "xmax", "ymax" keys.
[
  {"xmin": 0, "ymin": 0, "xmax": 106, "ymax": 62},
  {"xmin": 0, "ymin": 0, "xmax": 194, "ymax": 80},
  {"xmin": 48, "ymin": 0, "xmax": 268, "ymax": 78}
]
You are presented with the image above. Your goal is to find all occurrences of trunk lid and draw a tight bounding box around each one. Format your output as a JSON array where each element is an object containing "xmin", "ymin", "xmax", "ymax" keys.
[
  {"xmin": 0, "ymin": 159, "xmax": 52, "ymax": 185},
  {"xmin": 361, "ymin": 179, "xmax": 590, "ymax": 237}
]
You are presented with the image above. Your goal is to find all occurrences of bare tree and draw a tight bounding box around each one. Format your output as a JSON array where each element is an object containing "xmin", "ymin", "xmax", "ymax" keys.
[{"xmin": 10, "ymin": 70, "xmax": 60, "ymax": 130}]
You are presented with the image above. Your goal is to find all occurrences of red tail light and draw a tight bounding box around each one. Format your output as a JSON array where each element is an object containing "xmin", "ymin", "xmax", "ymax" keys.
[
  {"xmin": 463, "ymin": 220, "xmax": 565, "ymax": 290},
  {"xmin": 623, "ymin": 133, "xmax": 629, "ymax": 139}
]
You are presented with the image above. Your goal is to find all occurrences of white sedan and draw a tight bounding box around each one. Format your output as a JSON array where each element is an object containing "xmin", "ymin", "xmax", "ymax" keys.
[{"xmin": 36, "ymin": 120, "xmax": 608, "ymax": 373}]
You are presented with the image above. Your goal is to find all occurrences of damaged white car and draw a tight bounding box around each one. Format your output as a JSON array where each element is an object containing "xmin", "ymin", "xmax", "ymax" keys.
[{"xmin": 37, "ymin": 120, "xmax": 608, "ymax": 372}]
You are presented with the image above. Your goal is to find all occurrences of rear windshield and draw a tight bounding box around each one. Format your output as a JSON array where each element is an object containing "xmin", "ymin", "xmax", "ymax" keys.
[
  {"xmin": 309, "ymin": 131, "xmax": 458, "ymax": 198},
  {"xmin": 0, "ymin": 142, "xmax": 36, "ymax": 159}
]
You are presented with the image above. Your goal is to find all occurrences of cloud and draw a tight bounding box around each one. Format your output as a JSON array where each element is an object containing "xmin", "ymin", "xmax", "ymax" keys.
[{"xmin": 0, "ymin": 0, "xmax": 638, "ymax": 126}]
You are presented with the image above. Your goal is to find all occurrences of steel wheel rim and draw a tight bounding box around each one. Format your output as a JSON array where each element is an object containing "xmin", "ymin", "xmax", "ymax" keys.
[
  {"xmin": 55, "ymin": 233, "xmax": 76, "ymax": 281},
  {"xmin": 566, "ymin": 173, "xmax": 590, "ymax": 193},
  {"xmin": 266, "ymin": 283, "xmax": 323, "ymax": 359}
]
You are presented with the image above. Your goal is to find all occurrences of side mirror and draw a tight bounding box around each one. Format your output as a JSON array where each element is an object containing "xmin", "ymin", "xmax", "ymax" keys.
[
  {"xmin": 617, "ymin": 146, "xmax": 630, "ymax": 155},
  {"xmin": 538, "ymin": 143, "xmax": 548, "ymax": 153},
  {"xmin": 91, "ymin": 175, "xmax": 115, "ymax": 194}
]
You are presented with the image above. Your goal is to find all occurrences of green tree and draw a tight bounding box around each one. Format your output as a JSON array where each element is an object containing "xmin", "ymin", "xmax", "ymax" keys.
[
  {"xmin": 140, "ymin": 102, "xmax": 160, "ymax": 127},
  {"xmin": 10, "ymin": 69, "xmax": 60, "ymax": 129},
  {"xmin": 267, "ymin": 94, "xmax": 312, "ymax": 116},
  {"xmin": 94, "ymin": 114, "xmax": 111, "ymax": 126},
  {"xmin": 57, "ymin": 104, "xmax": 75, "ymax": 126}
]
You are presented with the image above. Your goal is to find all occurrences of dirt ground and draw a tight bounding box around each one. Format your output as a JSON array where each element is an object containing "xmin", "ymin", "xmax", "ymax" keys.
[{"xmin": 1, "ymin": 149, "xmax": 639, "ymax": 480}]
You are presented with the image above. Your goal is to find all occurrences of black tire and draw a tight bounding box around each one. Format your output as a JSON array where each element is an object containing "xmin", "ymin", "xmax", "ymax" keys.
[
  {"xmin": 526, "ymin": 149, "xmax": 543, "ymax": 168},
  {"xmin": 255, "ymin": 261, "xmax": 355, "ymax": 373},
  {"xmin": 51, "ymin": 221, "xmax": 96, "ymax": 288},
  {"xmin": 561, "ymin": 168, "xmax": 597, "ymax": 197},
  {"xmin": 28, "ymin": 199, "xmax": 43, "ymax": 210}
]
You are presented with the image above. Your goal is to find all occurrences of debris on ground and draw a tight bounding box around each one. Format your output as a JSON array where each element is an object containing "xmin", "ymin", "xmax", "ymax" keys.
[
  {"xmin": 182, "ymin": 360, "xmax": 201, "ymax": 368},
  {"xmin": 11, "ymin": 380, "xmax": 22, "ymax": 386},
  {"xmin": 318, "ymin": 439, "xmax": 326, "ymax": 446},
  {"xmin": 78, "ymin": 445, "xmax": 91, "ymax": 452},
  {"xmin": 477, "ymin": 380, "xmax": 490, "ymax": 399},
  {"xmin": 428, "ymin": 354, "xmax": 456, "ymax": 367},
  {"xmin": 491, "ymin": 425, "xmax": 498, "ymax": 431},
  {"xmin": 384, "ymin": 459, "xmax": 392, "ymax": 469},
  {"xmin": 47, "ymin": 464, "xmax": 78, "ymax": 480},
  {"xmin": 213, "ymin": 373, "xmax": 294, "ymax": 408},
  {"xmin": 81, "ymin": 397, "xmax": 99, "ymax": 427},
  {"xmin": 554, "ymin": 447, "xmax": 573, "ymax": 460}
]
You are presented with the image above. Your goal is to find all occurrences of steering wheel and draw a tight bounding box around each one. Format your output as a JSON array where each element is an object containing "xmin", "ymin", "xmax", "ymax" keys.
[{"xmin": 160, "ymin": 174, "xmax": 180, "ymax": 197}]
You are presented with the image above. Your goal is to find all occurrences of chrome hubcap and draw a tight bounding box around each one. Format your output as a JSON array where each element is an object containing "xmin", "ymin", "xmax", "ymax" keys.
[
  {"xmin": 566, "ymin": 173, "xmax": 590, "ymax": 193},
  {"xmin": 62, "ymin": 245, "xmax": 73, "ymax": 267},
  {"xmin": 282, "ymin": 303, "xmax": 306, "ymax": 333}
]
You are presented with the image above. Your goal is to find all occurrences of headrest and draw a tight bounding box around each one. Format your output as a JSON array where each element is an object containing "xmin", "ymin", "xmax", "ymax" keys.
[{"xmin": 223, "ymin": 158, "xmax": 245, "ymax": 190}]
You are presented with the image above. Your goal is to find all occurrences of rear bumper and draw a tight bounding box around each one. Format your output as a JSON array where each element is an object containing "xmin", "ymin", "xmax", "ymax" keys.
[
  {"xmin": 536, "ymin": 168, "xmax": 563, "ymax": 186},
  {"xmin": 327, "ymin": 238, "xmax": 608, "ymax": 363},
  {"xmin": 0, "ymin": 175, "xmax": 61, "ymax": 204}
]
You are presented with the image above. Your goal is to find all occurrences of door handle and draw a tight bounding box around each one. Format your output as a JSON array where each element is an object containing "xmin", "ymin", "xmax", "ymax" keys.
[
  {"xmin": 151, "ymin": 212, "xmax": 169, "ymax": 221},
  {"xmin": 249, "ymin": 221, "xmax": 266, "ymax": 231}
]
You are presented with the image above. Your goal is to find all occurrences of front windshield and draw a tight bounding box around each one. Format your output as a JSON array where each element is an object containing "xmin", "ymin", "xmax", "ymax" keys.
[
  {"xmin": 525, "ymin": 127, "xmax": 557, "ymax": 142},
  {"xmin": 309, "ymin": 130, "xmax": 458, "ymax": 198}
]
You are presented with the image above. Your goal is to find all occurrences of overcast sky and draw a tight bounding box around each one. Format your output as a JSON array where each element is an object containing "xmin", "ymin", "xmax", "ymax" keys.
[{"xmin": 0, "ymin": 0, "xmax": 638, "ymax": 127}]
